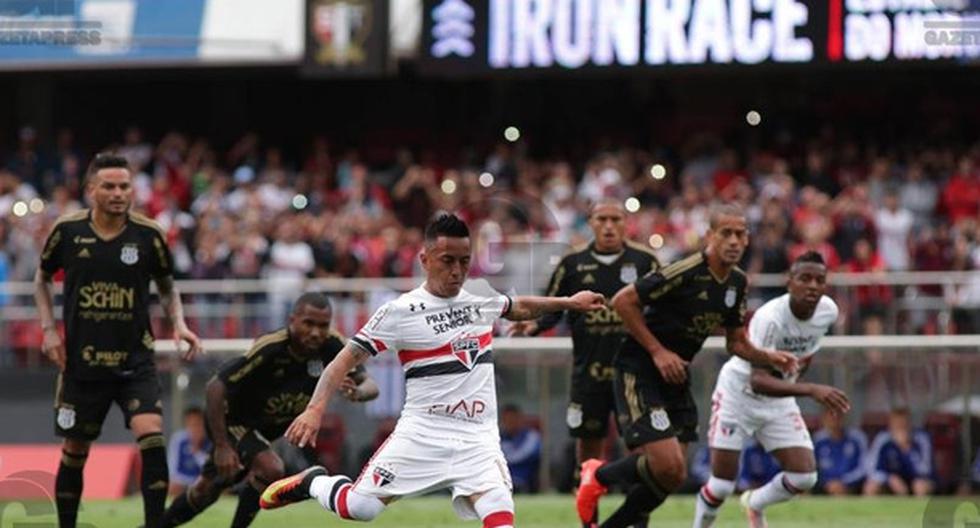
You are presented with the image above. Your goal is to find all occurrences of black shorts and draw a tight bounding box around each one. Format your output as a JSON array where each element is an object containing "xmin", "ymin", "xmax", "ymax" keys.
[
  {"xmin": 612, "ymin": 357, "xmax": 699, "ymax": 449},
  {"xmin": 201, "ymin": 424, "xmax": 276, "ymax": 485},
  {"xmin": 568, "ymin": 379, "xmax": 616, "ymax": 439},
  {"xmin": 54, "ymin": 372, "xmax": 162, "ymax": 441}
]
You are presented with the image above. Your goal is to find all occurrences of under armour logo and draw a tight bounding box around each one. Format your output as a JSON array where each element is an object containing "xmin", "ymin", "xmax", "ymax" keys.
[
  {"xmin": 410, "ymin": 303, "xmax": 426, "ymax": 312},
  {"xmin": 431, "ymin": 0, "xmax": 475, "ymax": 58}
]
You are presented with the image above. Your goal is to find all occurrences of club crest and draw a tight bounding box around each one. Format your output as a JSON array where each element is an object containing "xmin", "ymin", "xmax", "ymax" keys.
[
  {"xmin": 650, "ymin": 408, "xmax": 671, "ymax": 431},
  {"xmin": 120, "ymin": 244, "xmax": 139, "ymax": 265},
  {"xmin": 724, "ymin": 286, "xmax": 737, "ymax": 308},
  {"xmin": 57, "ymin": 407, "xmax": 76, "ymax": 429},
  {"xmin": 307, "ymin": 360, "xmax": 324, "ymax": 377},
  {"xmin": 451, "ymin": 336, "xmax": 481, "ymax": 368},
  {"xmin": 372, "ymin": 464, "xmax": 396, "ymax": 487},
  {"xmin": 620, "ymin": 263, "xmax": 638, "ymax": 283}
]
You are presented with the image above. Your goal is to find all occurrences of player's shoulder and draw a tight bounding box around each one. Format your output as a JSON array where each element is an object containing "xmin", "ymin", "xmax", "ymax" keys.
[
  {"xmin": 731, "ymin": 265, "xmax": 748, "ymax": 283},
  {"xmin": 624, "ymin": 240, "xmax": 661, "ymax": 267},
  {"xmin": 50, "ymin": 209, "xmax": 89, "ymax": 232},
  {"xmin": 658, "ymin": 251, "xmax": 705, "ymax": 279},
  {"xmin": 757, "ymin": 293, "xmax": 789, "ymax": 317},
  {"xmin": 326, "ymin": 328, "xmax": 346, "ymax": 347},
  {"xmin": 814, "ymin": 295, "xmax": 840, "ymax": 324},
  {"xmin": 128, "ymin": 211, "xmax": 167, "ymax": 239},
  {"xmin": 245, "ymin": 328, "xmax": 290, "ymax": 357},
  {"xmin": 558, "ymin": 242, "xmax": 591, "ymax": 265}
]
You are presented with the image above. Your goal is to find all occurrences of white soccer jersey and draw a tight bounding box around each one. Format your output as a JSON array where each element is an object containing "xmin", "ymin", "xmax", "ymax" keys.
[
  {"xmin": 350, "ymin": 280, "xmax": 512, "ymax": 440},
  {"xmin": 719, "ymin": 293, "xmax": 839, "ymax": 393}
]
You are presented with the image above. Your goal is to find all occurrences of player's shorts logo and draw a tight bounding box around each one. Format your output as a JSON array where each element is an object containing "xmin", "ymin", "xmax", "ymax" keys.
[
  {"xmin": 566, "ymin": 404, "xmax": 583, "ymax": 428},
  {"xmin": 620, "ymin": 263, "xmax": 637, "ymax": 283},
  {"xmin": 120, "ymin": 244, "xmax": 139, "ymax": 265},
  {"xmin": 372, "ymin": 465, "xmax": 396, "ymax": 487},
  {"xmin": 724, "ymin": 286, "xmax": 737, "ymax": 308},
  {"xmin": 650, "ymin": 408, "xmax": 671, "ymax": 431},
  {"xmin": 57, "ymin": 407, "xmax": 76, "ymax": 429},
  {"xmin": 451, "ymin": 336, "xmax": 480, "ymax": 368}
]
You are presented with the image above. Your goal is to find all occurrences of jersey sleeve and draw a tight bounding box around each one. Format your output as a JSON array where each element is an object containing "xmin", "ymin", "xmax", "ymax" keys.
[
  {"xmin": 350, "ymin": 302, "xmax": 401, "ymax": 356},
  {"xmin": 633, "ymin": 267, "xmax": 684, "ymax": 307},
  {"xmin": 216, "ymin": 347, "xmax": 269, "ymax": 395},
  {"xmin": 747, "ymin": 305, "xmax": 778, "ymax": 350},
  {"xmin": 39, "ymin": 223, "xmax": 66, "ymax": 275},
  {"xmin": 148, "ymin": 229, "xmax": 175, "ymax": 278},
  {"xmin": 724, "ymin": 278, "xmax": 748, "ymax": 328},
  {"xmin": 479, "ymin": 292, "xmax": 513, "ymax": 320},
  {"xmin": 534, "ymin": 257, "xmax": 570, "ymax": 333}
]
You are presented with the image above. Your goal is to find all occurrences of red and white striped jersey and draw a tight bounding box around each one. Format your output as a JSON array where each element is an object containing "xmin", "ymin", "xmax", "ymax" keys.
[{"xmin": 350, "ymin": 281, "xmax": 512, "ymax": 440}]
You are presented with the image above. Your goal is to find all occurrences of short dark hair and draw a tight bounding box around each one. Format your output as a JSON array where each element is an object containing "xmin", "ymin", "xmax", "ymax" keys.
[
  {"xmin": 86, "ymin": 153, "xmax": 130, "ymax": 186},
  {"xmin": 793, "ymin": 251, "xmax": 826, "ymax": 268},
  {"xmin": 424, "ymin": 213, "xmax": 469, "ymax": 244},
  {"xmin": 293, "ymin": 292, "xmax": 332, "ymax": 312},
  {"xmin": 708, "ymin": 202, "xmax": 746, "ymax": 228}
]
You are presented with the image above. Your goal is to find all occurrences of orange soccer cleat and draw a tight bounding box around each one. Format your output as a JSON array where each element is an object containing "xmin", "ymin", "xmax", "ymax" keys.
[
  {"xmin": 576, "ymin": 459, "xmax": 608, "ymax": 524},
  {"xmin": 259, "ymin": 465, "xmax": 328, "ymax": 510}
]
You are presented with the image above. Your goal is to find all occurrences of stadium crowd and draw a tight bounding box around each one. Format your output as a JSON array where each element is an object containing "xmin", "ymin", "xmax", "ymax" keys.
[{"xmin": 0, "ymin": 126, "xmax": 979, "ymax": 337}]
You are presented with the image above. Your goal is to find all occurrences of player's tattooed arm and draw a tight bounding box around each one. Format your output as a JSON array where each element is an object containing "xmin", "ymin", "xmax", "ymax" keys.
[
  {"xmin": 725, "ymin": 326, "xmax": 799, "ymax": 374},
  {"xmin": 204, "ymin": 377, "xmax": 242, "ymax": 480},
  {"xmin": 33, "ymin": 269, "xmax": 65, "ymax": 371},
  {"xmin": 749, "ymin": 366, "xmax": 850, "ymax": 414},
  {"xmin": 154, "ymin": 275, "xmax": 203, "ymax": 360},
  {"xmin": 505, "ymin": 291, "xmax": 605, "ymax": 321},
  {"xmin": 287, "ymin": 343, "xmax": 370, "ymax": 448},
  {"xmin": 612, "ymin": 284, "xmax": 688, "ymax": 384}
]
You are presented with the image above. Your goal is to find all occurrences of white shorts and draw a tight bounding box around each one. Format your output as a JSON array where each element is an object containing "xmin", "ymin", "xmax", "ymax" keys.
[
  {"xmin": 707, "ymin": 380, "xmax": 813, "ymax": 453},
  {"xmin": 352, "ymin": 429, "xmax": 513, "ymax": 520}
]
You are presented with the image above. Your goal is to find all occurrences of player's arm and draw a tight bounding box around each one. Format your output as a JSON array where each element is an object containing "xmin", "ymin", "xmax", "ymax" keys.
[
  {"xmin": 340, "ymin": 365, "xmax": 380, "ymax": 402},
  {"xmin": 725, "ymin": 325, "xmax": 798, "ymax": 374},
  {"xmin": 286, "ymin": 343, "xmax": 371, "ymax": 448},
  {"xmin": 503, "ymin": 290, "xmax": 605, "ymax": 321},
  {"xmin": 203, "ymin": 375, "xmax": 242, "ymax": 480},
  {"xmin": 34, "ymin": 268, "xmax": 66, "ymax": 371},
  {"xmin": 611, "ymin": 283, "xmax": 688, "ymax": 384},
  {"xmin": 749, "ymin": 365, "xmax": 850, "ymax": 414},
  {"xmin": 153, "ymin": 275, "xmax": 203, "ymax": 360},
  {"xmin": 520, "ymin": 259, "xmax": 570, "ymax": 336}
]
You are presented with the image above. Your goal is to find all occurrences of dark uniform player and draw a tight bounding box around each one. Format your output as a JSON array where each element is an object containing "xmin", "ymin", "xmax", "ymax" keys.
[
  {"xmin": 576, "ymin": 203, "xmax": 797, "ymax": 528},
  {"xmin": 34, "ymin": 154, "xmax": 202, "ymax": 528},
  {"xmin": 161, "ymin": 293, "xmax": 379, "ymax": 528},
  {"xmin": 510, "ymin": 199, "xmax": 658, "ymax": 527}
]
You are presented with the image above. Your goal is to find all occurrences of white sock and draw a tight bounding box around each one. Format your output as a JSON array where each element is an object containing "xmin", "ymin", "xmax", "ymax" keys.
[
  {"xmin": 747, "ymin": 472, "xmax": 803, "ymax": 510},
  {"xmin": 309, "ymin": 475, "xmax": 351, "ymax": 513},
  {"xmin": 693, "ymin": 476, "xmax": 734, "ymax": 528}
]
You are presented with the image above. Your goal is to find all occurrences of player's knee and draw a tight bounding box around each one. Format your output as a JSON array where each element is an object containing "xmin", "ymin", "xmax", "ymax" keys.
[
  {"xmin": 651, "ymin": 457, "xmax": 686, "ymax": 491},
  {"xmin": 345, "ymin": 489, "xmax": 385, "ymax": 521},
  {"xmin": 784, "ymin": 471, "xmax": 818, "ymax": 493},
  {"xmin": 473, "ymin": 488, "xmax": 515, "ymax": 528},
  {"xmin": 704, "ymin": 476, "xmax": 736, "ymax": 500},
  {"xmin": 62, "ymin": 438, "xmax": 91, "ymax": 457},
  {"xmin": 249, "ymin": 452, "xmax": 285, "ymax": 486}
]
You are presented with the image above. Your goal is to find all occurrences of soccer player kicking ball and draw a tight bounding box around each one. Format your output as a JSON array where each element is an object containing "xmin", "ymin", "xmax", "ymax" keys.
[
  {"xmin": 259, "ymin": 214, "xmax": 605, "ymax": 528},
  {"xmin": 576, "ymin": 203, "xmax": 798, "ymax": 528},
  {"xmin": 692, "ymin": 251, "xmax": 849, "ymax": 528}
]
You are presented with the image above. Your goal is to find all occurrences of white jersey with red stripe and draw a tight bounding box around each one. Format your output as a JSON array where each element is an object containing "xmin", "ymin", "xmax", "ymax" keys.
[{"xmin": 350, "ymin": 280, "xmax": 512, "ymax": 441}]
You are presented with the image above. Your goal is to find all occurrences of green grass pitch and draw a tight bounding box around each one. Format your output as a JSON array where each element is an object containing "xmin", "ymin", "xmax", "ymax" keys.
[{"xmin": 1, "ymin": 494, "xmax": 966, "ymax": 527}]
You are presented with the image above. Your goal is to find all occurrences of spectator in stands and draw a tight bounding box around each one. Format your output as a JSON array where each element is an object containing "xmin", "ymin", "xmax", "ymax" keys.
[
  {"xmin": 864, "ymin": 408, "xmax": 934, "ymax": 496},
  {"xmin": 947, "ymin": 235, "xmax": 980, "ymax": 333},
  {"xmin": 737, "ymin": 440, "xmax": 781, "ymax": 491},
  {"xmin": 168, "ymin": 406, "xmax": 211, "ymax": 496},
  {"xmin": 499, "ymin": 404, "xmax": 541, "ymax": 494},
  {"xmin": 875, "ymin": 192, "xmax": 914, "ymax": 271},
  {"xmin": 899, "ymin": 163, "xmax": 938, "ymax": 228},
  {"xmin": 813, "ymin": 409, "xmax": 868, "ymax": 495},
  {"xmin": 265, "ymin": 220, "xmax": 315, "ymax": 329},
  {"xmin": 832, "ymin": 185, "xmax": 876, "ymax": 264},
  {"xmin": 844, "ymin": 238, "xmax": 892, "ymax": 318},
  {"xmin": 942, "ymin": 156, "xmax": 979, "ymax": 226}
]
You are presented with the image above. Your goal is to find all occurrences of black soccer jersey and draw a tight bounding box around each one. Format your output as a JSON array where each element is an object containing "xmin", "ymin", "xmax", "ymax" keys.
[
  {"xmin": 621, "ymin": 251, "xmax": 747, "ymax": 364},
  {"xmin": 537, "ymin": 241, "xmax": 659, "ymax": 383},
  {"xmin": 216, "ymin": 328, "xmax": 357, "ymax": 438},
  {"xmin": 39, "ymin": 210, "xmax": 174, "ymax": 380}
]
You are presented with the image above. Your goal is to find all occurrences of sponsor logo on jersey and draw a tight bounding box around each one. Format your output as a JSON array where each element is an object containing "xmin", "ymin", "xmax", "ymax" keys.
[
  {"xmin": 698, "ymin": 290, "xmax": 708, "ymax": 300},
  {"xmin": 120, "ymin": 243, "xmax": 139, "ymax": 265},
  {"xmin": 77, "ymin": 248, "xmax": 91, "ymax": 258},
  {"xmin": 650, "ymin": 408, "xmax": 671, "ymax": 431},
  {"xmin": 74, "ymin": 236, "xmax": 97, "ymax": 244},
  {"xmin": 582, "ymin": 273, "xmax": 596, "ymax": 285},
  {"xmin": 428, "ymin": 398, "xmax": 487, "ymax": 420},
  {"xmin": 620, "ymin": 263, "xmax": 637, "ymax": 283},
  {"xmin": 724, "ymin": 286, "xmax": 737, "ymax": 308}
]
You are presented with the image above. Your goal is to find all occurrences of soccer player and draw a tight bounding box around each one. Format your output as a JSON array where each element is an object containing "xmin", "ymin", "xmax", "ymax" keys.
[
  {"xmin": 160, "ymin": 292, "xmax": 378, "ymax": 527},
  {"xmin": 510, "ymin": 198, "xmax": 659, "ymax": 527},
  {"xmin": 692, "ymin": 252, "xmax": 847, "ymax": 528},
  {"xmin": 259, "ymin": 213, "xmax": 605, "ymax": 528},
  {"xmin": 34, "ymin": 153, "xmax": 203, "ymax": 528},
  {"xmin": 576, "ymin": 203, "xmax": 797, "ymax": 528}
]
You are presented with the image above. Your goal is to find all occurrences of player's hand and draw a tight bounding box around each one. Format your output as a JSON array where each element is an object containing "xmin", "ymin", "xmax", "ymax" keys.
[
  {"xmin": 651, "ymin": 348, "xmax": 688, "ymax": 384},
  {"xmin": 811, "ymin": 384, "xmax": 851, "ymax": 415},
  {"xmin": 214, "ymin": 443, "xmax": 243, "ymax": 481},
  {"xmin": 766, "ymin": 350, "xmax": 799, "ymax": 376},
  {"xmin": 42, "ymin": 327, "xmax": 66, "ymax": 371},
  {"xmin": 174, "ymin": 325, "xmax": 204, "ymax": 361},
  {"xmin": 286, "ymin": 407, "xmax": 322, "ymax": 448},
  {"xmin": 507, "ymin": 320, "xmax": 538, "ymax": 337},
  {"xmin": 568, "ymin": 291, "xmax": 606, "ymax": 312},
  {"xmin": 339, "ymin": 377, "xmax": 362, "ymax": 401}
]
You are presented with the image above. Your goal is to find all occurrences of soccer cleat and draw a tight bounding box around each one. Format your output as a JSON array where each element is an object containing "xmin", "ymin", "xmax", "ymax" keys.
[
  {"xmin": 739, "ymin": 490, "xmax": 768, "ymax": 528},
  {"xmin": 576, "ymin": 459, "xmax": 607, "ymax": 524},
  {"xmin": 259, "ymin": 465, "xmax": 328, "ymax": 510}
]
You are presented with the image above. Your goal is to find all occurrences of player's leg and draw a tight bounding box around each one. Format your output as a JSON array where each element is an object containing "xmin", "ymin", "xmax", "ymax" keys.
[
  {"xmin": 741, "ymin": 408, "xmax": 817, "ymax": 527},
  {"xmin": 54, "ymin": 375, "xmax": 110, "ymax": 528},
  {"xmin": 159, "ymin": 473, "xmax": 225, "ymax": 528},
  {"xmin": 693, "ymin": 387, "xmax": 750, "ymax": 528},
  {"xmin": 123, "ymin": 375, "xmax": 168, "ymax": 528},
  {"xmin": 594, "ymin": 438, "xmax": 688, "ymax": 528},
  {"xmin": 465, "ymin": 487, "xmax": 515, "ymax": 528},
  {"xmin": 569, "ymin": 383, "xmax": 612, "ymax": 527},
  {"xmin": 231, "ymin": 449, "xmax": 285, "ymax": 527}
]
